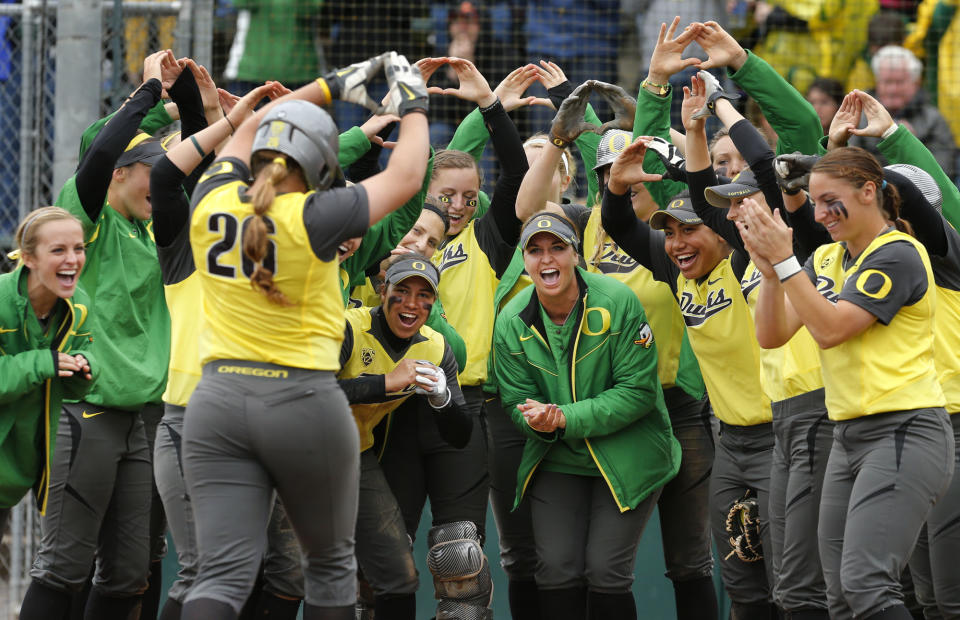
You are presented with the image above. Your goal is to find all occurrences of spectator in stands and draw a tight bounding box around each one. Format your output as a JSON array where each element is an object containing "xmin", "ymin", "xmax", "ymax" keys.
[
  {"xmin": 807, "ymin": 77, "xmax": 845, "ymax": 135},
  {"xmin": 846, "ymin": 11, "xmax": 906, "ymax": 91},
  {"xmin": 753, "ymin": 0, "xmax": 877, "ymax": 94},
  {"xmin": 224, "ymin": 0, "xmax": 323, "ymax": 95},
  {"xmin": 849, "ymin": 45, "xmax": 957, "ymax": 177},
  {"xmin": 524, "ymin": 0, "xmax": 621, "ymax": 130}
]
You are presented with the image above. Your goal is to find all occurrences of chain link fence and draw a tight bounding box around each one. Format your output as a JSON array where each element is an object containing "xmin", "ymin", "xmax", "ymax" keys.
[{"xmin": 0, "ymin": 5, "xmax": 187, "ymax": 614}]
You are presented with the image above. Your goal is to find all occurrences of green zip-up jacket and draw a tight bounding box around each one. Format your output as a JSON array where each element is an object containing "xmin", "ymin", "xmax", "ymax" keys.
[
  {"xmin": 635, "ymin": 50, "xmax": 824, "ymax": 209},
  {"xmin": 492, "ymin": 268, "xmax": 681, "ymax": 512},
  {"xmin": 0, "ymin": 266, "xmax": 97, "ymax": 511}
]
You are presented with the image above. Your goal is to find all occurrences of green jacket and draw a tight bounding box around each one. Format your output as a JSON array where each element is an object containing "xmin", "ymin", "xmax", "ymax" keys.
[
  {"xmin": 634, "ymin": 50, "xmax": 824, "ymax": 209},
  {"xmin": 0, "ymin": 267, "xmax": 97, "ymax": 511},
  {"xmin": 492, "ymin": 268, "xmax": 681, "ymax": 512}
]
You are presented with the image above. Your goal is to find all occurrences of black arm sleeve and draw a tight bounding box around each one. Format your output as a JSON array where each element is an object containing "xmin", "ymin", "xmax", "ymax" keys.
[
  {"xmin": 478, "ymin": 99, "xmax": 529, "ymax": 249},
  {"xmin": 150, "ymin": 156, "xmax": 191, "ymax": 248},
  {"xmin": 166, "ymin": 68, "xmax": 212, "ymax": 199},
  {"xmin": 428, "ymin": 343, "xmax": 472, "ymax": 449},
  {"xmin": 885, "ymin": 168, "xmax": 948, "ymax": 256},
  {"xmin": 168, "ymin": 67, "xmax": 207, "ymax": 142},
  {"xmin": 728, "ymin": 119, "xmax": 785, "ymax": 218},
  {"xmin": 347, "ymin": 121, "xmax": 396, "ymax": 183},
  {"xmin": 75, "ymin": 79, "xmax": 163, "ymax": 221},
  {"xmin": 782, "ymin": 197, "xmax": 833, "ymax": 262},
  {"xmin": 338, "ymin": 375, "xmax": 387, "ymax": 403},
  {"xmin": 686, "ymin": 166, "xmax": 746, "ymax": 254},
  {"xmin": 547, "ymin": 81, "xmax": 574, "ymax": 110},
  {"xmin": 600, "ymin": 186, "xmax": 680, "ymax": 290}
]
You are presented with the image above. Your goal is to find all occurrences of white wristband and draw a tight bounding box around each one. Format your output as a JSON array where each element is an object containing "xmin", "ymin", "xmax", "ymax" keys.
[
  {"xmin": 881, "ymin": 123, "xmax": 898, "ymax": 140},
  {"xmin": 773, "ymin": 256, "xmax": 802, "ymax": 282},
  {"xmin": 429, "ymin": 390, "xmax": 452, "ymax": 410}
]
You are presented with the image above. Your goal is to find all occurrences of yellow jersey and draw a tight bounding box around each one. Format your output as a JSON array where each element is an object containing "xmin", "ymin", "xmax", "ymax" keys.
[
  {"xmin": 675, "ymin": 254, "xmax": 772, "ymax": 426},
  {"xmin": 433, "ymin": 219, "xmax": 508, "ymax": 386},
  {"xmin": 190, "ymin": 157, "xmax": 370, "ymax": 370},
  {"xmin": 809, "ymin": 230, "xmax": 944, "ymax": 420},
  {"xmin": 741, "ymin": 262, "xmax": 825, "ymax": 403},
  {"xmin": 338, "ymin": 306, "xmax": 452, "ymax": 452}
]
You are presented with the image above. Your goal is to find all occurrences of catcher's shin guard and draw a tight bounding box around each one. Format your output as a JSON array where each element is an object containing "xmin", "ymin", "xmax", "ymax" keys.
[
  {"xmin": 725, "ymin": 491, "xmax": 763, "ymax": 562},
  {"xmin": 426, "ymin": 521, "xmax": 493, "ymax": 620}
]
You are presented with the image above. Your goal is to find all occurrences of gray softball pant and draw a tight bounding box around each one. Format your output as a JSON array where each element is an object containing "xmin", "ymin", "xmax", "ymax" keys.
[
  {"xmin": 155, "ymin": 404, "xmax": 308, "ymax": 603},
  {"xmin": 182, "ymin": 360, "xmax": 359, "ymax": 611},
  {"xmin": 768, "ymin": 388, "xmax": 833, "ymax": 613},
  {"xmin": 908, "ymin": 412, "xmax": 960, "ymax": 620},
  {"xmin": 30, "ymin": 403, "xmax": 153, "ymax": 596},
  {"xmin": 527, "ymin": 470, "xmax": 661, "ymax": 592},
  {"xmin": 819, "ymin": 408, "xmax": 954, "ymax": 620},
  {"xmin": 711, "ymin": 420, "xmax": 775, "ymax": 606},
  {"xmin": 485, "ymin": 387, "xmax": 715, "ymax": 585}
]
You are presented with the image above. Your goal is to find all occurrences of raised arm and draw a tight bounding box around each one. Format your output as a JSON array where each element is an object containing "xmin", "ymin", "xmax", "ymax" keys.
[
  {"xmin": 74, "ymin": 51, "xmax": 181, "ymax": 221},
  {"xmin": 681, "ymin": 75, "xmax": 743, "ymax": 250},
  {"xmin": 697, "ymin": 21, "xmax": 823, "ymax": 155},
  {"xmin": 634, "ymin": 18, "xmax": 702, "ymax": 206}
]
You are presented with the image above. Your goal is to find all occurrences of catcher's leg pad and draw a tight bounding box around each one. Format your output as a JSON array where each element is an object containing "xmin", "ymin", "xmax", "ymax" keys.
[
  {"xmin": 427, "ymin": 521, "xmax": 493, "ymax": 619},
  {"xmin": 725, "ymin": 491, "xmax": 763, "ymax": 562}
]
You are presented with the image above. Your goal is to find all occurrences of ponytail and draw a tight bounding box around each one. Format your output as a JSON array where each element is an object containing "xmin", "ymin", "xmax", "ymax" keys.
[{"xmin": 245, "ymin": 156, "xmax": 293, "ymax": 306}]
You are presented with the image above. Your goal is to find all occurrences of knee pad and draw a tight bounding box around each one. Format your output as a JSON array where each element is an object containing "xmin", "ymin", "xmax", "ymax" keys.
[{"xmin": 426, "ymin": 521, "xmax": 493, "ymax": 620}]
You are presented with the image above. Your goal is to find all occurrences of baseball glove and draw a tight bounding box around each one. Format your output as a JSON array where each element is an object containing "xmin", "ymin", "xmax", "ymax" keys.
[{"xmin": 724, "ymin": 491, "xmax": 763, "ymax": 562}]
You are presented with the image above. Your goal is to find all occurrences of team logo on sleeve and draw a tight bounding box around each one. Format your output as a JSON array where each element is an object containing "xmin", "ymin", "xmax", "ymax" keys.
[
  {"xmin": 361, "ymin": 348, "xmax": 375, "ymax": 367},
  {"xmin": 634, "ymin": 322, "xmax": 654, "ymax": 348}
]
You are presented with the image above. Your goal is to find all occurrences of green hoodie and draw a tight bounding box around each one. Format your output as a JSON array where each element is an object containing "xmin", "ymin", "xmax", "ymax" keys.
[
  {"xmin": 0, "ymin": 266, "xmax": 97, "ymax": 511},
  {"xmin": 492, "ymin": 268, "xmax": 680, "ymax": 512}
]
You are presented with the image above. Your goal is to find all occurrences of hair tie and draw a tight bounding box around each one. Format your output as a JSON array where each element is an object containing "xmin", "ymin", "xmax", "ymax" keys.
[
  {"xmin": 881, "ymin": 179, "xmax": 888, "ymax": 190},
  {"xmin": 273, "ymin": 157, "xmax": 287, "ymax": 168}
]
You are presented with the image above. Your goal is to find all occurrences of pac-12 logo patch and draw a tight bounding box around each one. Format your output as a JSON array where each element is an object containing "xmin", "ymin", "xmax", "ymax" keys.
[
  {"xmin": 361, "ymin": 347, "xmax": 375, "ymax": 367},
  {"xmin": 634, "ymin": 322, "xmax": 654, "ymax": 348}
]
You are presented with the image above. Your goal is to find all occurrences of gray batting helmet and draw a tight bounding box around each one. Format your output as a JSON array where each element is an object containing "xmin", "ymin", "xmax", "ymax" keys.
[
  {"xmin": 593, "ymin": 129, "xmax": 632, "ymax": 186},
  {"xmin": 252, "ymin": 100, "xmax": 341, "ymax": 190},
  {"xmin": 885, "ymin": 163, "xmax": 942, "ymax": 213}
]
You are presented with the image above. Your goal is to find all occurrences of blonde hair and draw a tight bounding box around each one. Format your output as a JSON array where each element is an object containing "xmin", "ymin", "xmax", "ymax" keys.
[
  {"xmin": 11, "ymin": 207, "xmax": 81, "ymax": 264},
  {"xmin": 523, "ymin": 133, "xmax": 577, "ymax": 183},
  {"xmin": 246, "ymin": 153, "xmax": 298, "ymax": 306}
]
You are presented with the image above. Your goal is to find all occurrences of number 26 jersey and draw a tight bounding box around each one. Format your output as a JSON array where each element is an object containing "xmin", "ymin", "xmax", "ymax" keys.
[{"xmin": 189, "ymin": 157, "xmax": 369, "ymax": 370}]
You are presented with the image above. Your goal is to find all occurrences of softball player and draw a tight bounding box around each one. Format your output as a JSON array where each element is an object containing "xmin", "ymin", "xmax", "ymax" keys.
[
  {"xmin": 531, "ymin": 79, "xmax": 718, "ymax": 615},
  {"xmin": 886, "ymin": 164, "xmax": 960, "ymax": 619},
  {"xmin": 0, "ymin": 208, "xmax": 95, "ymax": 527},
  {"xmin": 491, "ymin": 211, "xmax": 681, "ymax": 619},
  {"xmin": 339, "ymin": 254, "xmax": 474, "ymax": 620},
  {"xmin": 681, "ymin": 74, "xmax": 834, "ymax": 619},
  {"xmin": 149, "ymin": 75, "xmax": 281, "ymax": 620},
  {"xmin": 178, "ymin": 52, "xmax": 429, "ymax": 620},
  {"xmin": 19, "ymin": 50, "xmax": 182, "ymax": 620},
  {"xmin": 741, "ymin": 147, "xmax": 954, "ymax": 620},
  {"xmin": 602, "ymin": 134, "xmax": 777, "ymax": 620}
]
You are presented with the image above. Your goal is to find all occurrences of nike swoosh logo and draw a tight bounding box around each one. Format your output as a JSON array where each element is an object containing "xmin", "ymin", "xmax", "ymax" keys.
[
  {"xmin": 519, "ymin": 333, "xmax": 535, "ymax": 341},
  {"xmin": 337, "ymin": 68, "xmax": 353, "ymax": 77},
  {"xmin": 399, "ymin": 82, "xmax": 416, "ymax": 100},
  {"xmin": 707, "ymin": 278, "xmax": 723, "ymax": 286},
  {"xmin": 81, "ymin": 410, "xmax": 105, "ymax": 419},
  {"xmin": 0, "ymin": 327, "xmax": 17, "ymax": 334}
]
